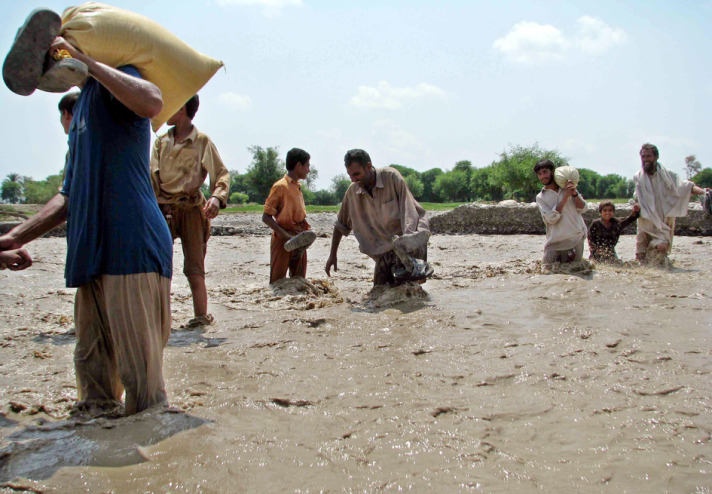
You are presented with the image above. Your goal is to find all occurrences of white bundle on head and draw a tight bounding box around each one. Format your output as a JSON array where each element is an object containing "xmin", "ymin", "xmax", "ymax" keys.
[{"xmin": 554, "ymin": 166, "xmax": 580, "ymax": 188}]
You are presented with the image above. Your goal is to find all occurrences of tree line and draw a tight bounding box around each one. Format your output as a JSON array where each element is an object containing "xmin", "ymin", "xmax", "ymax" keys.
[{"xmin": 3, "ymin": 144, "xmax": 710, "ymax": 205}]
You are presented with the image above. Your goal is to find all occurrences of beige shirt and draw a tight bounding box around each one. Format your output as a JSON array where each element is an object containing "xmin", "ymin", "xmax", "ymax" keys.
[
  {"xmin": 335, "ymin": 167, "xmax": 429, "ymax": 258},
  {"xmin": 150, "ymin": 126, "xmax": 230, "ymax": 208},
  {"xmin": 634, "ymin": 164, "xmax": 693, "ymax": 246},
  {"xmin": 536, "ymin": 187, "xmax": 587, "ymax": 251}
]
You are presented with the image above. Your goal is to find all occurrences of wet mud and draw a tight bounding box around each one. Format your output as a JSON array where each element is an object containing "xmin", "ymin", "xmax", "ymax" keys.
[{"xmin": 0, "ymin": 231, "xmax": 711, "ymax": 492}]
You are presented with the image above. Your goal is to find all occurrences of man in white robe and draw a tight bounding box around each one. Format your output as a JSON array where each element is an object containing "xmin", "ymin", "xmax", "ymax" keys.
[{"xmin": 634, "ymin": 143, "xmax": 708, "ymax": 262}]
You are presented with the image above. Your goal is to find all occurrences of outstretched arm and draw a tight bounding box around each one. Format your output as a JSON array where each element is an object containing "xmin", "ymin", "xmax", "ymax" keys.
[
  {"xmin": 691, "ymin": 184, "xmax": 709, "ymax": 195},
  {"xmin": 50, "ymin": 37, "xmax": 162, "ymax": 118},
  {"xmin": 325, "ymin": 228, "xmax": 343, "ymax": 276},
  {"xmin": 0, "ymin": 193, "xmax": 68, "ymax": 251}
]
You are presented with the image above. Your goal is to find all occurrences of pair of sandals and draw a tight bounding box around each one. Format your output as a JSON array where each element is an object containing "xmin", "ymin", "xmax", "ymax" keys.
[{"xmin": 3, "ymin": 8, "xmax": 88, "ymax": 96}]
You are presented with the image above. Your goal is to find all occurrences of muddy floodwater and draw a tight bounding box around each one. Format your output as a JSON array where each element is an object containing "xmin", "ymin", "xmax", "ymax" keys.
[{"xmin": 1, "ymin": 229, "xmax": 711, "ymax": 492}]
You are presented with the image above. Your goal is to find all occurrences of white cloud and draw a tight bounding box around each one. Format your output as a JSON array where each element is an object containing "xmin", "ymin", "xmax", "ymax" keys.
[
  {"xmin": 493, "ymin": 21, "xmax": 569, "ymax": 64},
  {"xmin": 371, "ymin": 119, "xmax": 424, "ymax": 156},
  {"xmin": 494, "ymin": 17, "xmax": 627, "ymax": 64},
  {"xmin": 218, "ymin": 92, "xmax": 252, "ymax": 110},
  {"xmin": 215, "ymin": 0, "xmax": 302, "ymax": 16},
  {"xmin": 575, "ymin": 16, "xmax": 627, "ymax": 54},
  {"xmin": 349, "ymin": 81, "xmax": 446, "ymax": 110}
]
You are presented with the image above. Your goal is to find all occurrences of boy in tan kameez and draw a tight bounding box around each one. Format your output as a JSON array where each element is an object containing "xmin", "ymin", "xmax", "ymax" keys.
[{"xmin": 150, "ymin": 95, "xmax": 230, "ymax": 327}]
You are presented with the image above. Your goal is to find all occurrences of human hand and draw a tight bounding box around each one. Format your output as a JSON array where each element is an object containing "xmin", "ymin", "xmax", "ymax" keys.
[
  {"xmin": 0, "ymin": 234, "xmax": 22, "ymax": 252},
  {"xmin": 325, "ymin": 255, "xmax": 338, "ymax": 277},
  {"xmin": 563, "ymin": 181, "xmax": 577, "ymax": 197},
  {"xmin": 0, "ymin": 249, "xmax": 32, "ymax": 271},
  {"xmin": 632, "ymin": 204, "xmax": 640, "ymax": 214},
  {"xmin": 203, "ymin": 197, "xmax": 220, "ymax": 220},
  {"xmin": 50, "ymin": 37, "xmax": 85, "ymax": 63}
]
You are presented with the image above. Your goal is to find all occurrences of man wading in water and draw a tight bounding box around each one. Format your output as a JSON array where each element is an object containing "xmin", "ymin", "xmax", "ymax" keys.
[
  {"xmin": 534, "ymin": 159, "xmax": 587, "ymax": 269},
  {"xmin": 325, "ymin": 148, "xmax": 433, "ymax": 286}
]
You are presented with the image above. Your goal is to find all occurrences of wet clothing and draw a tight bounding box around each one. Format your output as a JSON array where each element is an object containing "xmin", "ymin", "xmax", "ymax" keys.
[
  {"xmin": 270, "ymin": 232, "xmax": 308, "ymax": 283},
  {"xmin": 633, "ymin": 163, "xmax": 694, "ymax": 255},
  {"xmin": 61, "ymin": 65, "xmax": 172, "ymax": 288},
  {"xmin": 543, "ymin": 238, "xmax": 584, "ymax": 265},
  {"xmin": 161, "ymin": 202, "xmax": 211, "ymax": 276},
  {"xmin": 60, "ymin": 65, "xmax": 173, "ymax": 415},
  {"xmin": 536, "ymin": 187, "xmax": 587, "ymax": 263},
  {"xmin": 335, "ymin": 167, "xmax": 430, "ymax": 258},
  {"xmin": 374, "ymin": 243, "xmax": 428, "ymax": 286},
  {"xmin": 588, "ymin": 213, "xmax": 639, "ymax": 262},
  {"xmin": 74, "ymin": 273, "xmax": 171, "ymax": 416},
  {"xmin": 150, "ymin": 125, "xmax": 230, "ymax": 208},
  {"xmin": 264, "ymin": 174, "xmax": 310, "ymax": 283}
]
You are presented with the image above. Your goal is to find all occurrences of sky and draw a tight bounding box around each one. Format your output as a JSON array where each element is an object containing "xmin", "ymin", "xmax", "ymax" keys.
[{"xmin": 1, "ymin": 0, "xmax": 711, "ymax": 191}]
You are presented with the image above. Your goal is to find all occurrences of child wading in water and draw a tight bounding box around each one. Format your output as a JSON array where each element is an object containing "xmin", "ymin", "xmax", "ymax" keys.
[{"xmin": 588, "ymin": 201, "xmax": 640, "ymax": 262}]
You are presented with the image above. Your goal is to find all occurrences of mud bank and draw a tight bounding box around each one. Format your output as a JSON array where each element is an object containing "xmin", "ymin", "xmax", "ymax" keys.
[
  {"xmin": 4, "ymin": 202, "xmax": 709, "ymax": 238},
  {"xmin": 1, "ymin": 233, "xmax": 711, "ymax": 492},
  {"xmin": 430, "ymin": 201, "xmax": 712, "ymax": 235}
]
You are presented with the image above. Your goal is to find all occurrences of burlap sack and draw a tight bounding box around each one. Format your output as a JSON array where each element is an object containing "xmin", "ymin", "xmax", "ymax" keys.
[
  {"xmin": 554, "ymin": 165, "xmax": 580, "ymax": 188},
  {"xmin": 61, "ymin": 2, "xmax": 223, "ymax": 131}
]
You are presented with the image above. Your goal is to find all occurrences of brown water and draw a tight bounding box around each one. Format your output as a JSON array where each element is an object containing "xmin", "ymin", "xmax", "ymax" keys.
[{"xmin": 1, "ymin": 234, "xmax": 711, "ymax": 492}]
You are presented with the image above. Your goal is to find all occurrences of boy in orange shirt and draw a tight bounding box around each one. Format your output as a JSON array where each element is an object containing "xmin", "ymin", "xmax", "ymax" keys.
[{"xmin": 262, "ymin": 148, "xmax": 312, "ymax": 283}]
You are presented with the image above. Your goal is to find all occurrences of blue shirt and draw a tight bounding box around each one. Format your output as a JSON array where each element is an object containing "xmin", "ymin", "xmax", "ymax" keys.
[{"xmin": 61, "ymin": 66, "xmax": 172, "ymax": 287}]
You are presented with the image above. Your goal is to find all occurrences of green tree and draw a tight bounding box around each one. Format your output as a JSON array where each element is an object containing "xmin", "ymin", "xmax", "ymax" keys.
[
  {"xmin": 404, "ymin": 173, "xmax": 424, "ymax": 199},
  {"xmin": 420, "ymin": 168, "xmax": 443, "ymax": 202},
  {"xmin": 1, "ymin": 181, "xmax": 22, "ymax": 203},
  {"xmin": 200, "ymin": 183, "xmax": 210, "ymax": 199},
  {"xmin": 23, "ymin": 173, "xmax": 63, "ymax": 204},
  {"xmin": 470, "ymin": 167, "xmax": 502, "ymax": 201},
  {"xmin": 453, "ymin": 160, "xmax": 473, "ymax": 200},
  {"xmin": 245, "ymin": 146, "xmax": 284, "ymax": 204},
  {"xmin": 390, "ymin": 164, "xmax": 420, "ymax": 178},
  {"xmin": 330, "ymin": 174, "xmax": 351, "ymax": 202},
  {"xmin": 488, "ymin": 144, "xmax": 570, "ymax": 202},
  {"xmin": 305, "ymin": 166, "xmax": 319, "ymax": 191},
  {"xmin": 685, "ymin": 155, "xmax": 702, "ymax": 180},
  {"xmin": 229, "ymin": 192, "xmax": 249, "ymax": 204},
  {"xmin": 229, "ymin": 171, "xmax": 250, "ymax": 198},
  {"xmin": 692, "ymin": 168, "xmax": 712, "ymax": 188},
  {"xmin": 434, "ymin": 169, "xmax": 469, "ymax": 202},
  {"xmin": 312, "ymin": 189, "xmax": 337, "ymax": 205}
]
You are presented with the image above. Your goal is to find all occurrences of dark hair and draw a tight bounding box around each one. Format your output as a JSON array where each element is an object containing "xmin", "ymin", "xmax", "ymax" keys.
[
  {"xmin": 286, "ymin": 148, "xmax": 310, "ymax": 171},
  {"xmin": 58, "ymin": 91, "xmax": 80, "ymax": 115},
  {"xmin": 598, "ymin": 200, "xmax": 615, "ymax": 213},
  {"xmin": 640, "ymin": 143, "xmax": 659, "ymax": 160},
  {"xmin": 344, "ymin": 149, "xmax": 371, "ymax": 168},
  {"xmin": 533, "ymin": 159, "xmax": 555, "ymax": 174},
  {"xmin": 185, "ymin": 95, "xmax": 200, "ymax": 119}
]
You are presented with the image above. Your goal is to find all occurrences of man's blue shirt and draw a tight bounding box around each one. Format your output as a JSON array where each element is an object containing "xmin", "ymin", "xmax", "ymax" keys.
[{"xmin": 61, "ymin": 66, "xmax": 172, "ymax": 287}]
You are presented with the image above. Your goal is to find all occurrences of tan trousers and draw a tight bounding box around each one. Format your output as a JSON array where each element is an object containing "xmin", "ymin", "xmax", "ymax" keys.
[
  {"xmin": 543, "ymin": 238, "xmax": 585, "ymax": 265},
  {"xmin": 74, "ymin": 273, "xmax": 172, "ymax": 415},
  {"xmin": 161, "ymin": 203, "xmax": 210, "ymax": 277}
]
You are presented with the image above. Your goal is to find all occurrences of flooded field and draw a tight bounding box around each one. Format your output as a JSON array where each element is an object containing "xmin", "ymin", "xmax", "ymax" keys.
[{"xmin": 1, "ymin": 231, "xmax": 711, "ymax": 492}]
